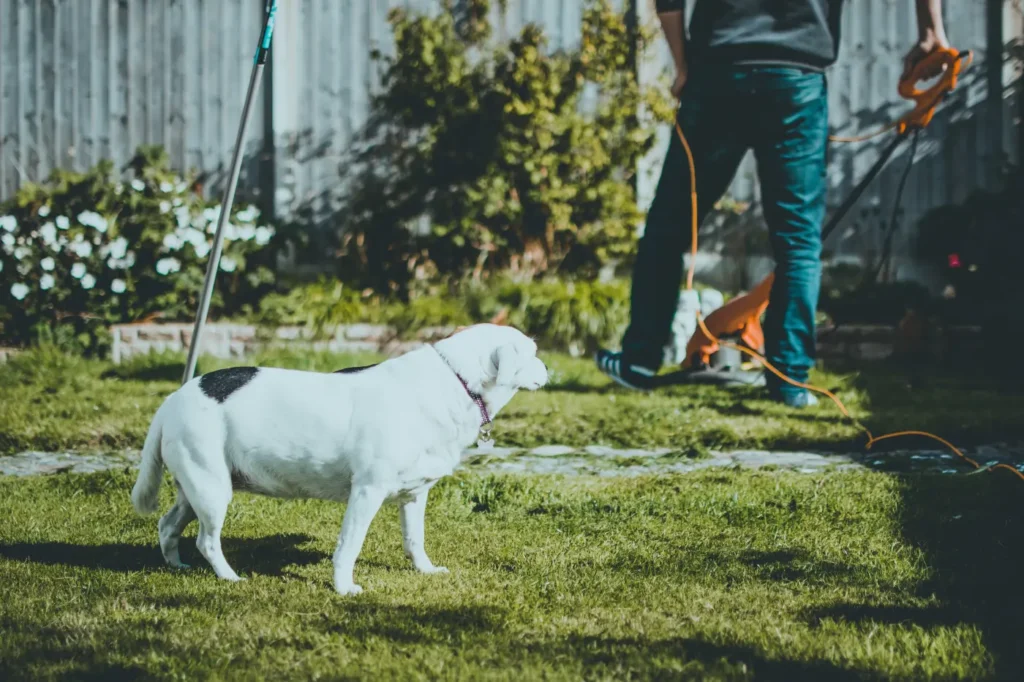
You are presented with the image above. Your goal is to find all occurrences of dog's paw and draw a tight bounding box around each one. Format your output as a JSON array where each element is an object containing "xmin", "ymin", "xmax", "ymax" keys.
[
  {"xmin": 418, "ymin": 565, "xmax": 449, "ymax": 575},
  {"xmin": 335, "ymin": 583, "xmax": 364, "ymax": 596}
]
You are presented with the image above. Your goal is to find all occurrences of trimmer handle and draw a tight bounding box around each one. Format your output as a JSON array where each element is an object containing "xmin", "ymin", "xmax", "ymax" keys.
[{"xmin": 896, "ymin": 48, "xmax": 971, "ymax": 133}]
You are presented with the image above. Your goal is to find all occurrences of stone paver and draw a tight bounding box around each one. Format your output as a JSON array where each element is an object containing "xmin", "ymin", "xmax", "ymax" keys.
[{"xmin": 3, "ymin": 444, "xmax": 1023, "ymax": 479}]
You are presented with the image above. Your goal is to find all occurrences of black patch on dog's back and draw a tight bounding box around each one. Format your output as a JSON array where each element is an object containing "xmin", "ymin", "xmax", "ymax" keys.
[
  {"xmin": 333, "ymin": 363, "xmax": 380, "ymax": 374},
  {"xmin": 199, "ymin": 367, "xmax": 259, "ymax": 403}
]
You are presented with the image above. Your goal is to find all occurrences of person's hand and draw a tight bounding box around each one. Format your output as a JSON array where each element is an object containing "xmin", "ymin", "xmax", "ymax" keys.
[
  {"xmin": 671, "ymin": 67, "xmax": 688, "ymax": 99},
  {"xmin": 902, "ymin": 31, "xmax": 950, "ymax": 83}
]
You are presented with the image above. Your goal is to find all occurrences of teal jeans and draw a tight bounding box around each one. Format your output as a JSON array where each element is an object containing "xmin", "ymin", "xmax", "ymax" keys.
[{"xmin": 622, "ymin": 65, "xmax": 829, "ymax": 398}]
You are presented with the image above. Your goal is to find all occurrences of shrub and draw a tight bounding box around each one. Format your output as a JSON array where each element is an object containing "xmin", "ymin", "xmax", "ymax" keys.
[
  {"xmin": 463, "ymin": 277, "xmax": 630, "ymax": 353},
  {"xmin": 336, "ymin": 0, "xmax": 674, "ymax": 295},
  {"xmin": 0, "ymin": 146, "xmax": 277, "ymax": 354},
  {"xmin": 252, "ymin": 276, "xmax": 629, "ymax": 354}
]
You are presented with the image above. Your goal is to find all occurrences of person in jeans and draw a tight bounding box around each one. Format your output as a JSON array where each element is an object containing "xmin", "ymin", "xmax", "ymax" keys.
[{"xmin": 596, "ymin": 0, "xmax": 950, "ymax": 407}]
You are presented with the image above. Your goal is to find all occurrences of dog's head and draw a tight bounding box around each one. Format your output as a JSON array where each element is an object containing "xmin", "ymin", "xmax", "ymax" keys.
[{"xmin": 435, "ymin": 324, "xmax": 549, "ymax": 395}]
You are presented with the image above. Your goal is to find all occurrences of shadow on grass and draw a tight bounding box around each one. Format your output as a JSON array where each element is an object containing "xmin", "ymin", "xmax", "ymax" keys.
[
  {"xmin": 844, "ymin": 361, "xmax": 1024, "ymax": 678},
  {"xmin": 0, "ymin": 533, "xmax": 321, "ymax": 576},
  {"xmin": 101, "ymin": 361, "xmax": 191, "ymax": 383},
  {"xmin": 310, "ymin": 604, "xmax": 883, "ymax": 681},
  {"xmin": 896, "ymin": 476, "xmax": 1024, "ymax": 678}
]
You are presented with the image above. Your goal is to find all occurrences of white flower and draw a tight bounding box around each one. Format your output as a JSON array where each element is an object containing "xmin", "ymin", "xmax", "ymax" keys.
[
  {"xmin": 220, "ymin": 256, "xmax": 237, "ymax": 273},
  {"xmin": 159, "ymin": 200, "xmax": 171, "ymax": 214},
  {"xmin": 38, "ymin": 205, "xmax": 51, "ymax": 217},
  {"xmin": 131, "ymin": 178, "xmax": 146, "ymax": 191},
  {"xmin": 114, "ymin": 183, "xmax": 124, "ymax": 195},
  {"xmin": 172, "ymin": 197, "xmax": 183, "ymax": 207},
  {"xmin": 40, "ymin": 222, "xmax": 57, "ymax": 245},
  {"xmin": 162, "ymin": 232, "xmax": 185, "ymax": 251},
  {"xmin": 71, "ymin": 262, "xmax": 87, "ymax": 279},
  {"xmin": 223, "ymin": 223, "xmax": 239, "ymax": 241},
  {"xmin": 236, "ymin": 205, "xmax": 260, "ymax": 223},
  {"xmin": 107, "ymin": 250, "xmax": 136, "ymax": 270},
  {"xmin": 203, "ymin": 206, "xmax": 222, "ymax": 224},
  {"xmin": 237, "ymin": 225, "xmax": 256, "ymax": 242},
  {"xmin": 1, "ymin": 232, "xmax": 15, "ymax": 253},
  {"xmin": 108, "ymin": 236, "xmax": 129, "ymax": 260},
  {"xmin": 70, "ymin": 238, "xmax": 93, "ymax": 258},
  {"xmin": 77, "ymin": 211, "xmax": 108, "ymax": 233},
  {"xmin": 255, "ymin": 226, "xmax": 274, "ymax": 246},
  {"xmin": 40, "ymin": 257, "xmax": 55, "ymax": 271},
  {"xmin": 156, "ymin": 257, "xmax": 181, "ymax": 276},
  {"xmin": 10, "ymin": 283, "xmax": 29, "ymax": 300},
  {"xmin": 111, "ymin": 278, "xmax": 127, "ymax": 294},
  {"xmin": 160, "ymin": 181, "xmax": 173, "ymax": 193},
  {"xmin": 56, "ymin": 215, "xmax": 70, "ymax": 230},
  {"xmin": 40, "ymin": 273, "xmax": 55, "ymax": 291},
  {"xmin": 183, "ymin": 227, "xmax": 206, "ymax": 247},
  {"xmin": 13, "ymin": 246, "xmax": 30, "ymax": 261},
  {"xmin": 176, "ymin": 181, "xmax": 188, "ymax": 193},
  {"xmin": 174, "ymin": 206, "xmax": 191, "ymax": 230},
  {"xmin": 0, "ymin": 215, "xmax": 16, "ymax": 232},
  {"xmin": 81, "ymin": 273, "xmax": 96, "ymax": 290},
  {"xmin": 193, "ymin": 240, "xmax": 211, "ymax": 259}
]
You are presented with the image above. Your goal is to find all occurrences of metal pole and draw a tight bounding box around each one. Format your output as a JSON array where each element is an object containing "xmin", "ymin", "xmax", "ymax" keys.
[
  {"xmin": 183, "ymin": 0, "xmax": 278, "ymax": 384},
  {"xmin": 820, "ymin": 131, "xmax": 905, "ymax": 244}
]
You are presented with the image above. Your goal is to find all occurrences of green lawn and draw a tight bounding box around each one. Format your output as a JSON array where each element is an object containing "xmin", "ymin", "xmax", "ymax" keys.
[
  {"xmin": 3, "ymin": 349, "xmax": 1024, "ymax": 679},
  {"xmin": 2, "ymin": 346, "xmax": 1023, "ymax": 457},
  {"xmin": 1, "ymin": 468, "xmax": 1022, "ymax": 680}
]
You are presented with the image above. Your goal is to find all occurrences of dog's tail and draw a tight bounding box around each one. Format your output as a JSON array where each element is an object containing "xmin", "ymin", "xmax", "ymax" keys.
[{"xmin": 131, "ymin": 407, "xmax": 165, "ymax": 515}]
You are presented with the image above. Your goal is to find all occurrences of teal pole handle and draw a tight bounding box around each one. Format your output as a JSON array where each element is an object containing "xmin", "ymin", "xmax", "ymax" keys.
[{"xmin": 254, "ymin": 0, "xmax": 278, "ymax": 64}]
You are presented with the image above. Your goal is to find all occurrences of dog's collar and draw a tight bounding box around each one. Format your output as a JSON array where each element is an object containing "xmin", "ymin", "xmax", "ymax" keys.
[{"xmin": 431, "ymin": 346, "xmax": 493, "ymax": 435}]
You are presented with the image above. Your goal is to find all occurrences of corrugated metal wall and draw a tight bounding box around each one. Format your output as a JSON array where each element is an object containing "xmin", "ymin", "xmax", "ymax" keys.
[
  {"xmin": 1, "ymin": 0, "xmax": 1018, "ymax": 284},
  {"xmin": 0, "ymin": 0, "xmax": 267, "ymax": 202}
]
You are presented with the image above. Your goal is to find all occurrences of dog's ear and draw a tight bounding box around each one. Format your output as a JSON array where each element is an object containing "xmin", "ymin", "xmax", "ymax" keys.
[
  {"xmin": 489, "ymin": 308, "xmax": 509, "ymax": 326},
  {"xmin": 492, "ymin": 343, "xmax": 521, "ymax": 387}
]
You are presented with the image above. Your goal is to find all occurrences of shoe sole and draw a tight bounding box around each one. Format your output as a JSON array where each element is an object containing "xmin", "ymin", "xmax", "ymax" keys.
[
  {"xmin": 604, "ymin": 371, "xmax": 651, "ymax": 392},
  {"xmin": 594, "ymin": 353, "xmax": 653, "ymax": 392}
]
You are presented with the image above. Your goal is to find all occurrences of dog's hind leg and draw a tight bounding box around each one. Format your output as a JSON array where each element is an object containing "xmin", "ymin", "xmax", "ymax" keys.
[
  {"xmin": 158, "ymin": 482, "xmax": 196, "ymax": 569},
  {"xmin": 400, "ymin": 487, "xmax": 448, "ymax": 575},
  {"xmin": 333, "ymin": 484, "xmax": 387, "ymax": 595},
  {"xmin": 169, "ymin": 445, "xmax": 242, "ymax": 582}
]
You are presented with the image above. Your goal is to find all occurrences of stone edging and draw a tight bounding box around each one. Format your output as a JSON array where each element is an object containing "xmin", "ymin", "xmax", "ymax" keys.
[
  {"xmin": 3, "ymin": 444, "xmax": 1021, "ymax": 479},
  {"xmin": 108, "ymin": 323, "xmax": 457, "ymax": 365}
]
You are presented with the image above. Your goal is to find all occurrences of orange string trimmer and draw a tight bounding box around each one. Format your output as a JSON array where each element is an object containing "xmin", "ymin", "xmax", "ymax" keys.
[{"xmin": 672, "ymin": 46, "xmax": 1023, "ymax": 483}]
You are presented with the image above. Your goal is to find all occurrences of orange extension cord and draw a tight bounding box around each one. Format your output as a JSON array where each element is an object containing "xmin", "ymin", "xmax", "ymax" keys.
[{"xmin": 672, "ymin": 47, "xmax": 1024, "ymax": 483}]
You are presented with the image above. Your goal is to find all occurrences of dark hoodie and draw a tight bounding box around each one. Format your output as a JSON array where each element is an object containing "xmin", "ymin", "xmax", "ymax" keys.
[{"xmin": 654, "ymin": 0, "xmax": 845, "ymax": 72}]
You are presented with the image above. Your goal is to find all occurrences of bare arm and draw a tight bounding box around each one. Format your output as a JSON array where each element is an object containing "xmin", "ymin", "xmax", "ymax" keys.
[
  {"xmin": 913, "ymin": 0, "xmax": 949, "ymax": 45},
  {"xmin": 658, "ymin": 11, "xmax": 686, "ymax": 76},
  {"xmin": 655, "ymin": 1, "xmax": 687, "ymax": 96},
  {"xmin": 904, "ymin": 0, "xmax": 951, "ymax": 79}
]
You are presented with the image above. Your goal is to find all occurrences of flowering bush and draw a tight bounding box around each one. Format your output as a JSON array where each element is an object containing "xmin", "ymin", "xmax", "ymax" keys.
[{"xmin": 0, "ymin": 146, "xmax": 277, "ymax": 353}]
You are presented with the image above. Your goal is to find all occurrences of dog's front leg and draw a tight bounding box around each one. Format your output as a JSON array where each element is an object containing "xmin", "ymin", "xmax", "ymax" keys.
[
  {"xmin": 333, "ymin": 484, "xmax": 387, "ymax": 595},
  {"xmin": 400, "ymin": 487, "xmax": 448, "ymax": 575}
]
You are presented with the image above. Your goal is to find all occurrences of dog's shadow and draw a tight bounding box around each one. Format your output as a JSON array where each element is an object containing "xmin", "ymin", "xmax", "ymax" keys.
[{"xmin": 0, "ymin": 533, "xmax": 321, "ymax": 577}]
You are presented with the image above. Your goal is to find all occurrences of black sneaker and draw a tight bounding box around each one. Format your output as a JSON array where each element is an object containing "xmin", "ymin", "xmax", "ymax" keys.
[{"xmin": 595, "ymin": 350, "xmax": 657, "ymax": 391}]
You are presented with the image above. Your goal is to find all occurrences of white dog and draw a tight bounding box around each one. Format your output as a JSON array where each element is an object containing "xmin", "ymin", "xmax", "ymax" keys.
[{"xmin": 131, "ymin": 323, "xmax": 548, "ymax": 595}]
